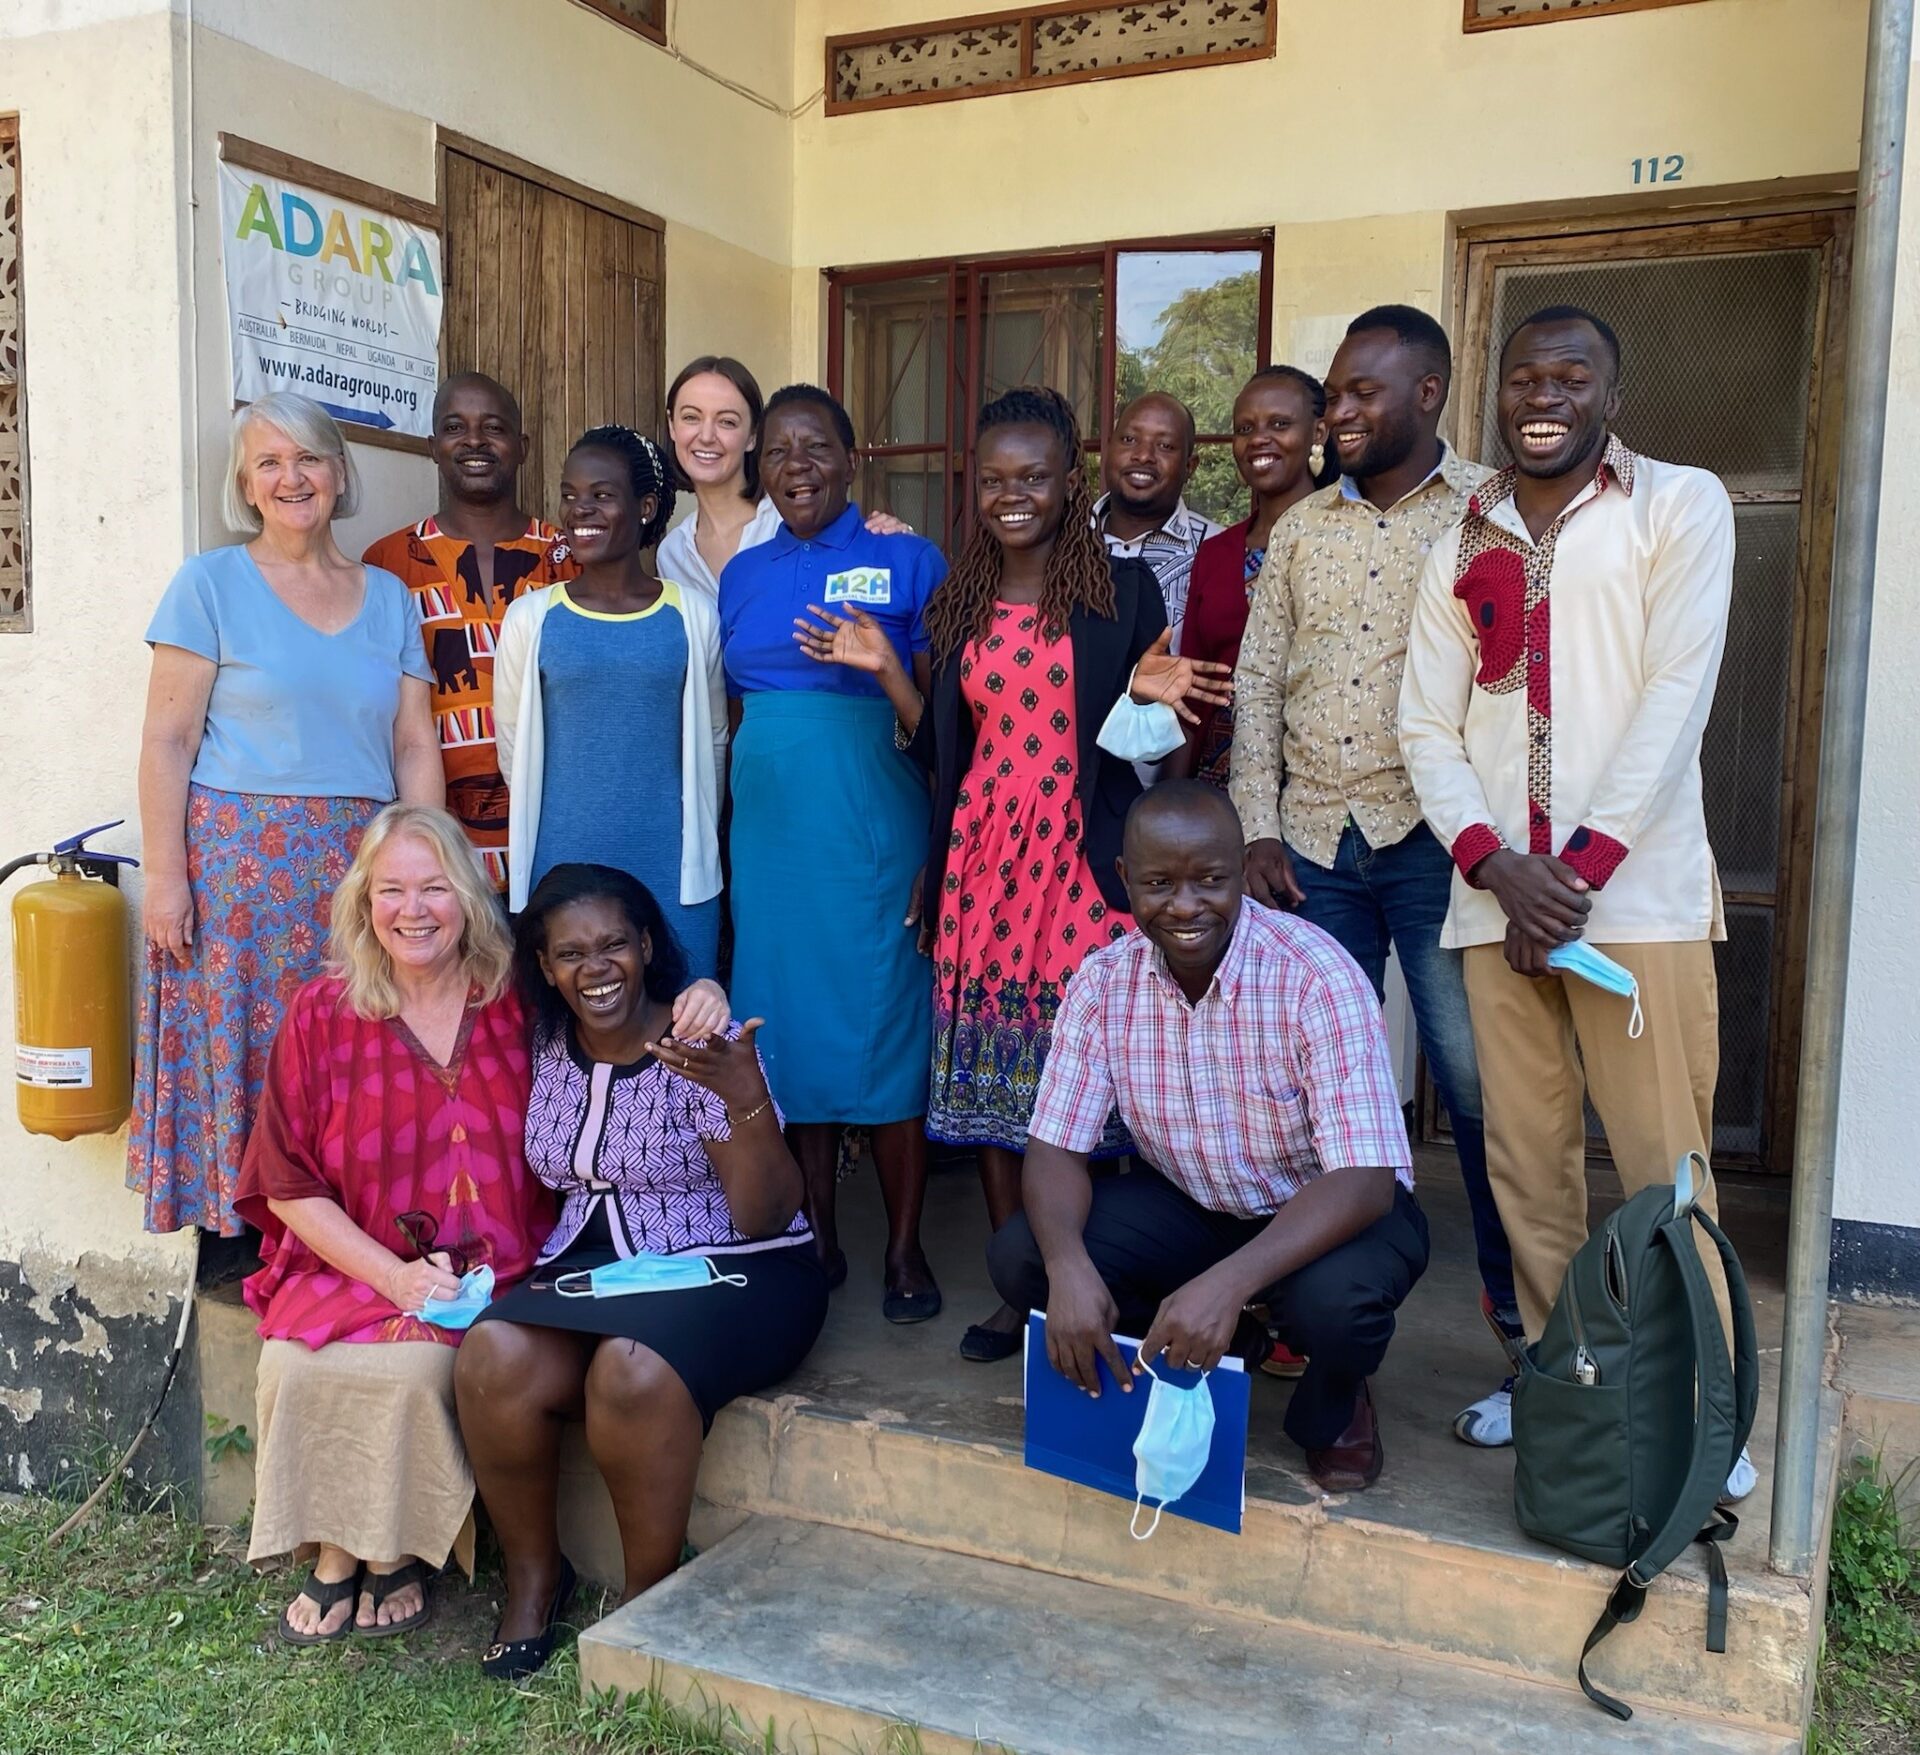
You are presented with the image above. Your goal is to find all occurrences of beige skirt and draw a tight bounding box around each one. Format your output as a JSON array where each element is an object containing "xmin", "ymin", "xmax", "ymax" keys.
[{"xmin": 248, "ymin": 1338, "xmax": 476, "ymax": 1575}]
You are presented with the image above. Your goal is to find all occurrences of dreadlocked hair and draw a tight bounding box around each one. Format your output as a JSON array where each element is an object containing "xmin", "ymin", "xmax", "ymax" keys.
[
  {"xmin": 569, "ymin": 423, "xmax": 676, "ymax": 549},
  {"xmin": 927, "ymin": 385, "xmax": 1114, "ymax": 661}
]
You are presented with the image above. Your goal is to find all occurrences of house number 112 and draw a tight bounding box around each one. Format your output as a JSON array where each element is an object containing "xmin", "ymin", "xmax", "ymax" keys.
[{"xmin": 1632, "ymin": 154, "xmax": 1686, "ymax": 184}]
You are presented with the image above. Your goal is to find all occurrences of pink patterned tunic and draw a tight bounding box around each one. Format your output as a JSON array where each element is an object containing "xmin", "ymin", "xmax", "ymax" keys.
[{"xmin": 233, "ymin": 978, "xmax": 551, "ymax": 1349}]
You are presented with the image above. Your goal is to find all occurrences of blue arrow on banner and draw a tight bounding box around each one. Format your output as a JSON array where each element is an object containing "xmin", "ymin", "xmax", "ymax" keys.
[{"xmin": 315, "ymin": 400, "xmax": 397, "ymax": 431}]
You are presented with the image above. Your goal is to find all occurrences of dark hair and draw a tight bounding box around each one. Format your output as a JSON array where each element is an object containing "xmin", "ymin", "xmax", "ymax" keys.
[
  {"xmin": 566, "ymin": 424, "xmax": 676, "ymax": 550},
  {"xmin": 666, "ymin": 355, "xmax": 765, "ymax": 500},
  {"xmin": 927, "ymin": 385, "xmax": 1114, "ymax": 660},
  {"xmin": 1346, "ymin": 304, "xmax": 1453, "ymax": 388},
  {"xmin": 1243, "ymin": 364, "xmax": 1339, "ymax": 488},
  {"xmin": 763, "ymin": 383, "xmax": 856, "ymax": 452},
  {"xmin": 1500, "ymin": 304, "xmax": 1623, "ymax": 376},
  {"xmin": 514, "ymin": 863, "xmax": 690, "ymax": 1038}
]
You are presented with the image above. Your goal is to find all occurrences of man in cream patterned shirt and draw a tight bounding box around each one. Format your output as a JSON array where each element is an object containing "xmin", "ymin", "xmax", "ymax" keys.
[{"xmin": 1230, "ymin": 306, "xmax": 1523, "ymax": 1449}]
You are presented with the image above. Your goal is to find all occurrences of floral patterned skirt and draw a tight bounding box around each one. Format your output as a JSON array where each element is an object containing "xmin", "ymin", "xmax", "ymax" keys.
[
  {"xmin": 127, "ymin": 787, "xmax": 377, "ymax": 1235},
  {"xmin": 927, "ymin": 772, "xmax": 1132, "ymax": 1157}
]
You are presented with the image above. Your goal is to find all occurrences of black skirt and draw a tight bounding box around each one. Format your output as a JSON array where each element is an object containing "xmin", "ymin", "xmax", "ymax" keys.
[{"xmin": 476, "ymin": 1203, "xmax": 829, "ymax": 1431}]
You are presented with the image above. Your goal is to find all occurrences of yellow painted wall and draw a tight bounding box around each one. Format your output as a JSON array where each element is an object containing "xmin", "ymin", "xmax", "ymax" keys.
[
  {"xmin": 0, "ymin": 0, "xmax": 1900, "ymax": 1331},
  {"xmin": 0, "ymin": 6, "xmax": 195, "ymax": 1284},
  {"xmin": 0, "ymin": 1, "xmax": 806, "ymax": 1300},
  {"xmin": 182, "ymin": 2, "xmax": 803, "ymax": 555},
  {"xmin": 790, "ymin": 0, "xmax": 1867, "ymax": 375}
]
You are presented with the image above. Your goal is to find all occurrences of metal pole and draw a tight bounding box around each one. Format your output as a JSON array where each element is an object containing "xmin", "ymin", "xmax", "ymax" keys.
[{"xmin": 1770, "ymin": 0, "xmax": 1914, "ymax": 1578}]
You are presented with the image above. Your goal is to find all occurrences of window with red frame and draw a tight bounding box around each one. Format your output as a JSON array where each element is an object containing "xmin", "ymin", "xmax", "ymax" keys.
[{"xmin": 829, "ymin": 237, "xmax": 1273, "ymax": 553}]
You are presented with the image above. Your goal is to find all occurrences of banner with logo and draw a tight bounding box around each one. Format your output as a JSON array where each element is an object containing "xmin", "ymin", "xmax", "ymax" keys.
[{"xmin": 218, "ymin": 160, "xmax": 441, "ymax": 441}]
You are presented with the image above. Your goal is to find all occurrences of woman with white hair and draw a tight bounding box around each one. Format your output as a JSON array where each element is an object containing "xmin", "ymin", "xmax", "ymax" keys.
[
  {"xmin": 232, "ymin": 803, "xmax": 548, "ymax": 1641},
  {"xmin": 234, "ymin": 804, "xmax": 728, "ymax": 1643},
  {"xmin": 129, "ymin": 392, "xmax": 443, "ymax": 1238}
]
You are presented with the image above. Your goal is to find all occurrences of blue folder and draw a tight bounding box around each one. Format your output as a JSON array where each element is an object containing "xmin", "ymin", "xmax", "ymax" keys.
[{"xmin": 1022, "ymin": 1311, "xmax": 1249, "ymax": 1535}]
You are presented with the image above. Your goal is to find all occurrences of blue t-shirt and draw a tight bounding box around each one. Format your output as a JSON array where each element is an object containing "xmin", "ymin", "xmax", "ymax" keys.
[
  {"xmin": 531, "ymin": 584, "xmax": 688, "ymax": 897},
  {"xmin": 717, "ymin": 502, "xmax": 945, "ymax": 697},
  {"xmin": 145, "ymin": 544, "xmax": 430, "ymax": 800}
]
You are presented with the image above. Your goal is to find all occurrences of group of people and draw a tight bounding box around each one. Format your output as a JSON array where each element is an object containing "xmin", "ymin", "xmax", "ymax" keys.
[{"xmin": 124, "ymin": 291, "xmax": 1747, "ymax": 1671}]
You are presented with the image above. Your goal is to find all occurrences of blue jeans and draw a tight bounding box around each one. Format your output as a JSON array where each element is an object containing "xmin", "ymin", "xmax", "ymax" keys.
[{"xmin": 1289, "ymin": 821, "xmax": 1519, "ymax": 1326}]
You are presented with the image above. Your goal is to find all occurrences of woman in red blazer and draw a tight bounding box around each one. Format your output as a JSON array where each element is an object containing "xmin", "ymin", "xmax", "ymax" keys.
[{"xmin": 1175, "ymin": 366, "xmax": 1337, "ymax": 785}]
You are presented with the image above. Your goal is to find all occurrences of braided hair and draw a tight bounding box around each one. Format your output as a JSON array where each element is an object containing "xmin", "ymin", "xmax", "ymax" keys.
[
  {"xmin": 568, "ymin": 423, "xmax": 676, "ymax": 549},
  {"xmin": 1246, "ymin": 364, "xmax": 1339, "ymax": 488},
  {"xmin": 927, "ymin": 386, "xmax": 1114, "ymax": 661}
]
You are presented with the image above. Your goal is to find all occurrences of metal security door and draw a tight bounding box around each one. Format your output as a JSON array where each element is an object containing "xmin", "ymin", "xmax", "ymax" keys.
[{"xmin": 1455, "ymin": 208, "xmax": 1851, "ymax": 1171}]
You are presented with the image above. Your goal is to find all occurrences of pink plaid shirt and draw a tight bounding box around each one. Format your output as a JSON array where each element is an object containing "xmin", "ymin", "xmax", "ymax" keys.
[{"xmin": 1027, "ymin": 903, "xmax": 1414, "ymax": 1217}]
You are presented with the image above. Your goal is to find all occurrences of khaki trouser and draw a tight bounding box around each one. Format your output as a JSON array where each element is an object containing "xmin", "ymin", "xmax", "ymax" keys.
[{"xmin": 1462, "ymin": 940, "xmax": 1731, "ymax": 1348}]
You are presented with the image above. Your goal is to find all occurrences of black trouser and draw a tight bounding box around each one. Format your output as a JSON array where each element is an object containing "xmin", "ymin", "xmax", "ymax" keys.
[{"xmin": 988, "ymin": 1166, "xmax": 1430, "ymax": 1449}]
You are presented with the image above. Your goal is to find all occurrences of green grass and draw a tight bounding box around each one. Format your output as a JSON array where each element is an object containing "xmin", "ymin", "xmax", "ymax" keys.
[
  {"xmin": 1811, "ymin": 1455, "xmax": 1920, "ymax": 1755},
  {"xmin": 0, "ymin": 1491, "xmax": 768, "ymax": 1754}
]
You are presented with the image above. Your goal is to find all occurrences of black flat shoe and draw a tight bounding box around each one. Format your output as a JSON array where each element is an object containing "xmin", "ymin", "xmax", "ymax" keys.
[
  {"xmin": 481, "ymin": 1557, "xmax": 577, "ymax": 1682},
  {"xmin": 882, "ymin": 1284, "xmax": 942, "ymax": 1325},
  {"xmin": 959, "ymin": 1323, "xmax": 1022, "ymax": 1363}
]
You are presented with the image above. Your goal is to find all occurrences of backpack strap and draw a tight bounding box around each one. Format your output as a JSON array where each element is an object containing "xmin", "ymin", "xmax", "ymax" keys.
[{"xmin": 1574, "ymin": 1201, "xmax": 1760, "ymax": 1721}]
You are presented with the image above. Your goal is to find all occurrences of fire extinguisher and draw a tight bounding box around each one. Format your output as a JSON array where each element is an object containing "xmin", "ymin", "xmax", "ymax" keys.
[{"xmin": 4, "ymin": 820, "xmax": 140, "ymax": 1141}]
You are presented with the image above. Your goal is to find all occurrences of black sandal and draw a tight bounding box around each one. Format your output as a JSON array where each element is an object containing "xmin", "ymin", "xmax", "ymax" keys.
[
  {"xmin": 277, "ymin": 1562, "xmax": 362, "ymax": 1646},
  {"xmin": 357, "ymin": 1558, "xmax": 433, "ymax": 1638},
  {"xmin": 481, "ymin": 1557, "xmax": 577, "ymax": 1682}
]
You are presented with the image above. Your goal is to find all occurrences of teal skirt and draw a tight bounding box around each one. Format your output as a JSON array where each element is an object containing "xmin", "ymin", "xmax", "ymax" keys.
[{"xmin": 728, "ymin": 692, "xmax": 932, "ymax": 1124}]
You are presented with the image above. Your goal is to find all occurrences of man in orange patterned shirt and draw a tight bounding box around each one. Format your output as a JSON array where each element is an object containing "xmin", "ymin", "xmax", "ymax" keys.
[{"xmin": 364, "ymin": 373, "xmax": 574, "ymax": 889}]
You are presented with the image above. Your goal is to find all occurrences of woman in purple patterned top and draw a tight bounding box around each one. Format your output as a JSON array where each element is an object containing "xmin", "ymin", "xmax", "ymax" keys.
[{"xmin": 453, "ymin": 863, "xmax": 827, "ymax": 1681}]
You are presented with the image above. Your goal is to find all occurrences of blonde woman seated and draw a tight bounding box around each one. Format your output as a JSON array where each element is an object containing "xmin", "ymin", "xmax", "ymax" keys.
[{"xmin": 233, "ymin": 805, "xmax": 727, "ymax": 1643}]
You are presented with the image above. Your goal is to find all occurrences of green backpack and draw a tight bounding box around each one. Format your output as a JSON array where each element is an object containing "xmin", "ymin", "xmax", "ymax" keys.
[{"xmin": 1510, "ymin": 1151, "xmax": 1760, "ymax": 1720}]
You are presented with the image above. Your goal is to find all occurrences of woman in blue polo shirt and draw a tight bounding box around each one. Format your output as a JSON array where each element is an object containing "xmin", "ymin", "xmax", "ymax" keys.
[{"xmin": 718, "ymin": 384, "xmax": 945, "ymax": 1324}]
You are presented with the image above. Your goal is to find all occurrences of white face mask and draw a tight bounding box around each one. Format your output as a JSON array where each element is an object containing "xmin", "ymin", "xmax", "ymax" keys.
[{"xmin": 1129, "ymin": 1358, "xmax": 1217, "ymax": 1540}]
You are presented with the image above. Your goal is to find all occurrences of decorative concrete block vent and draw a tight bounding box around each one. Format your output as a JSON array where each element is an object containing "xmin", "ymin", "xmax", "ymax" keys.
[{"xmin": 828, "ymin": 1, "xmax": 1276, "ymax": 115}]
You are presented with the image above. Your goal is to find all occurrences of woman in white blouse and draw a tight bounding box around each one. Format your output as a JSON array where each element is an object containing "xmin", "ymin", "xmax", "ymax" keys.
[{"xmin": 654, "ymin": 356, "xmax": 910, "ymax": 597}]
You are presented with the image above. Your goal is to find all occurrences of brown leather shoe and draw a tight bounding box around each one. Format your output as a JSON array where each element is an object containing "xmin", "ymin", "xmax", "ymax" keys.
[{"xmin": 1306, "ymin": 1380, "xmax": 1383, "ymax": 1492}]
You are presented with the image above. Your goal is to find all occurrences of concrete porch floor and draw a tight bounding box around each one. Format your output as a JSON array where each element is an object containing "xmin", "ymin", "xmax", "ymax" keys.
[
  {"xmin": 571, "ymin": 1143, "xmax": 1828, "ymax": 1750},
  {"xmin": 782, "ymin": 1141, "xmax": 1795, "ymax": 1566},
  {"xmin": 193, "ymin": 1134, "xmax": 1833, "ymax": 1744}
]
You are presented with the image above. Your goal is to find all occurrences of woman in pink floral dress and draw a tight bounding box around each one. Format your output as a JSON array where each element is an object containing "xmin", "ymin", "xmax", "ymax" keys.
[{"xmin": 794, "ymin": 386, "xmax": 1229, "ymax": 1360}]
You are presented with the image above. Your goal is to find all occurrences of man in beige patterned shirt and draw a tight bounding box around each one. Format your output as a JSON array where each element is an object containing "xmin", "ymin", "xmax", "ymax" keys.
[{"xmin": 1230, "ymin": 305, "xmax": 1524, "ymax": 1449}]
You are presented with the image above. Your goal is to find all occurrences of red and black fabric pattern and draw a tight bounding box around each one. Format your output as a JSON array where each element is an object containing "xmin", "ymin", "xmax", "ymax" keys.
[{"xmin": 1446, "ymin": 441, "xmax": 1639, "ymax": 887}]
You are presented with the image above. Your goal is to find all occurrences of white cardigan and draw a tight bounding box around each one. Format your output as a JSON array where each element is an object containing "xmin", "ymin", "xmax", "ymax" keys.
[{"xmin": 493, "ymin": 581, "xmax": 728, "ymax": 913}]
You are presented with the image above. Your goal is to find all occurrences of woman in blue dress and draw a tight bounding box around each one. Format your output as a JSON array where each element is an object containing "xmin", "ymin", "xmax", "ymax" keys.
[
  {"xmin": 494, "ymin": 427, "xmax": 727, "ymax": 978},
  {"xmin": 719, "ymin": 385, "xmax": 945, "ymax": 1323}
]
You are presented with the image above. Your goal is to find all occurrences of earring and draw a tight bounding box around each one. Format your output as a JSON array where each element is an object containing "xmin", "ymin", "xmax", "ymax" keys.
[{"xmin": 1309, "ymin": 441, "xmax": 1327, "ymax": 475}]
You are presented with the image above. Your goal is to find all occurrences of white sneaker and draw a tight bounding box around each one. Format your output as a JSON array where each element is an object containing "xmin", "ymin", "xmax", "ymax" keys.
[
  {"xmin": 1452, "ymin": 1377, "xmax": 1515, "ymax": 1448},
  {"xmin": 1721, "ymin": 1445, "xmax": 1758, "ymax": 1504}
]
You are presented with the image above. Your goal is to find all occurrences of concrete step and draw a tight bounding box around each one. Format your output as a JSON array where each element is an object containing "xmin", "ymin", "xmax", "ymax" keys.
[
  {"xmin": 639, "ymin": 1383, "xmax": 1831, "ymax": 1740},
  {"xmin": 578, "ymin": 1514, "xmax": 1797, "ymax": 1755}
]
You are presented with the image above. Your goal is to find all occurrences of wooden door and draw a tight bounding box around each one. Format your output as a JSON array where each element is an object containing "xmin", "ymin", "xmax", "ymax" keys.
[
  {"xmin": 1451, "ymin": 206, "xmax": 1852, "ymax": 1173},
  {"xmin": 437, "ymin": 135, "xmax": 664, "ymax": 524}
]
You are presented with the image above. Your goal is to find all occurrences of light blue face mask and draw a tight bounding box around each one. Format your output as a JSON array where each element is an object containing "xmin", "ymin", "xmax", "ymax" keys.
[
  {"xmin": 1547, "ymin": 940, "xmax": 1645, "ymax": 1039},
  {"xmin": 415, "ymin": 1264, "xmax": 495, "ymax": 1331},
  {"xmin": 1096, "ymin": 680, "xmax": 1185, "ymax": 764},
  {"xmin": 553, "ymin": 1252, "xmax": 749, "ymax": 1299},
  {"xmin": 1129, "ymin": 1357, "xmax": 1217, "ymax": 1539}
]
